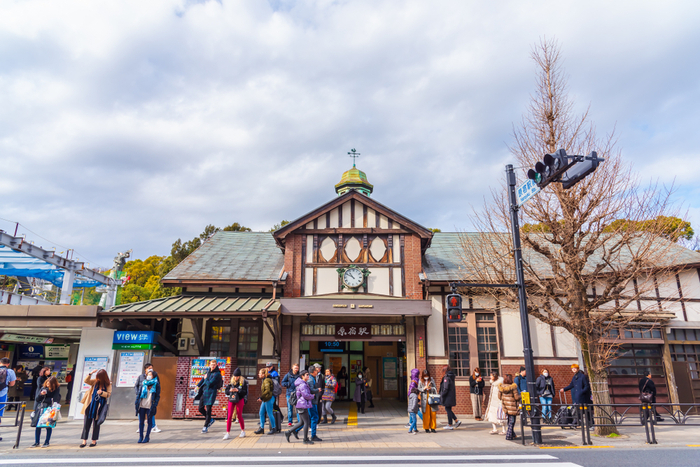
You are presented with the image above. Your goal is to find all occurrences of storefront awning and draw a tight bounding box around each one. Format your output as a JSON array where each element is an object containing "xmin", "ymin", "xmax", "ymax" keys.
[
  {"xmin": 280, "ymin": 295, "xmax": 432, "ymax": 317},
  {"xmin": 99, "ymin": 295, "xmax": 279, "ymax": 318}
]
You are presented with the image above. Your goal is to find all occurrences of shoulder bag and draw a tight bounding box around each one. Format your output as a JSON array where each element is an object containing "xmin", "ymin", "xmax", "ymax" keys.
[{"xmin": 639, "ymin": 379, "xmax": 653, "ymax": 403}]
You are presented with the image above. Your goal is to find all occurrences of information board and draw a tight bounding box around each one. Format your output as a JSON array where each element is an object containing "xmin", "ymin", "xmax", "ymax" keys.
[
  {"xmin": 116, "ymin": 351, "xmax": 145, "ymax": 388},
  {"xmin": 80, "ymin": 356, "xmax": 109, "ymax": 392},
  {"xmin": 45, "ymin": 344, "xmax": 70, "ymax": 360},
  {"xmin": 382, "ymin": 357, "xmax": 398, "ymax": 379},
  {"xmin": 188, "ymin": 357, "xmax": 228, "ymax": 397}
]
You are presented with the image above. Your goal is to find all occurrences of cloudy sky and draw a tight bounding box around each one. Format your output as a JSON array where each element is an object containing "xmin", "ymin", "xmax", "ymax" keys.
[{"xmin": 1, "ymin": 0, "xmax": 699, "ymax": 269}]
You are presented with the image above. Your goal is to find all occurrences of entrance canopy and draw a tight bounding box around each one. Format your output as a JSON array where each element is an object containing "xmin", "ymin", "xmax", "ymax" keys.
[
  {"xmin": 100, "ymin": 295, "xmax": 280, "ymax": 318},
  {"xmin": 280, "ymin": 295, "xmax": 432, "ymax": 317}
]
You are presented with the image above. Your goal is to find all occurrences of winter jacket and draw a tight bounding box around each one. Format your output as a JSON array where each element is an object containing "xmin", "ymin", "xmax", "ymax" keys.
[
  {"xmin": 563, "ymin": 370, "xmax": 592, "ymax": 404},
  {"xmin": 535, "ymin": 375, "xmax": 555, "ymax": 397},
  {"xmin": 35, "ymin": 386, "xmax": 61, "ymax": 408},
  {"xmin": 408, "ymin": 369, "xmax": 420, "ymax": 394},
  {"xmin": 80, "ymin": 375, "xmax": 112, "ymax": 416},
  {"xmin": 197, "ymin": 368, "xmax": 223, "ymax": 406},
  {"xmin": 408, "ymin": 390, "xmax": 420, "ymax": 414},
  {"xmin": 134, "ymin": 377, "xmax": 161, "ymax": 417},
  {"xmin": 439, "ymin": 370, "xmax": 457, "ymax": 407},
  {"xmin": 225, "ymin": 379, "xmax": 249, "ymax": 403},
  {"xmin": 498, "ymin": 383, "xmax": 520, "ymax": 416},
  {"xmin": 514, "ymin": 374, "xmax": 528, "ymax": 393},
  {"xmin": 133, "ymin": 372, "xmax": 159, "ymax": 396},
  {"xmin": 294, "ymin": 376, "xmax": 315, "ymax": 410},
  {"xmin": 469, "ymin": 374, "xmax": 485, "ymax": 395},
  {"xmin": 281, "ymin": 370, "xmax": 300, "ymax": 396},
  {"xmin": 353, "ymin": 377, "xmax": 366, "ymax": 403},
  {"xmin": 485, "ymin": 377, "xmax": 504, "ymax": 424},
  {"xmin": 639, "ymin": 376, "xmax": 657, "ymax": 403},
  {"xmin": 314, "ymin": 372, "xmax": 325, "ymax": 404},
  {"xmin": 260, "ymin": 375, "xmax": 274, "ymax": 402},
  {"xmin": 418, "ymin": 377, "xmax": 437, "ymax": 412},
  {"xmin": 322, "ymin": 375, "xmax": 337, "ymax": 402}
]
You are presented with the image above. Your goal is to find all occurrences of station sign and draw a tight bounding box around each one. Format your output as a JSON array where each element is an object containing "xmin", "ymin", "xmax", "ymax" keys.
[
  {"xmin": 19, "ymin": 345, "xmax": 44, "ymax": 359},
  {"xmin": 113, "ymin": 331, "xmax": 159, "ymax": 345},
  {"xmin": 0, "ymin": 333, "xmax": 54, "ymax": 344},
  {"xmin": 334, "ymin": 324, "xmax": 371, "ymax": 340}
]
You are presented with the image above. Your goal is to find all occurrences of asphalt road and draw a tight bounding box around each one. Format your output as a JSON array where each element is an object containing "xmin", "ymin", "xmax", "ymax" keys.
[{"xmin": 0, "ymin": 448, "xmax": 698, "ymax": 467}]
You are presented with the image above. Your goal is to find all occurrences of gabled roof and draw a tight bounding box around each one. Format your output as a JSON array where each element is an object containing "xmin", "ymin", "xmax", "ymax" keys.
[
  {"xmin": 162, "ymin": 232, "xmax": 284, "ymax": 285},
  {"xmin": 273, "ymin": 190, "xmax": 434, "ymax": 251}
]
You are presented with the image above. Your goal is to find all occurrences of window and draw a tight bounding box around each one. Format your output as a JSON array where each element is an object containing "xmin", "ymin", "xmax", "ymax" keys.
[
  {"xmin": 670, "ymin": 329, "xmax": 700, "ymax": 342},
  {"xmin": 208, "ymin": 323, "xmax": 231, "ymax": 357},
  {"xmin": 608, "ymin": 344, "xmax": 664, "ymax": 376},
  {"xmin": 477, "ymin": 327, "xmax": 499, "ymax": 375},
  {"xmin": 671, "ymin": 343, "xmax": 700, "ymax": 379},
  {"xmin": 448, "ymin": 325, "xmax": 470, "ymax": 377},
  {"xmin": 236, "ymin": 323, "xmax": 260, "ymax": 377}
]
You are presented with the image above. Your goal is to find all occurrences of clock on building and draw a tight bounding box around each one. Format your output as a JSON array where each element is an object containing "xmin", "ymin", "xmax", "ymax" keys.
[{"xmin": 337, "ymin": 266, "xmax": 370, "ymax": 291}]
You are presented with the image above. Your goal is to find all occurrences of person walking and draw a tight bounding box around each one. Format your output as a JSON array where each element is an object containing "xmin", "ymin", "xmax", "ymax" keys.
[
  {"xmin": 320, "ymin": 368, "xmax": 337, "ymax": 424},
  {"xmin": 535, "ymin": 368, "xmax": 555, "ymax": 420},
  {"xmin": 8, "ymin": 365, "xmax": 26, "ymax": 408},
  {"xmin": 498, "ymin": 374, "xmax": 521, "ymax": 440},
  {"xmin": 364, "ymin": 367, "xmax": 375, "ymax": 408},
  {"xmin": 255, "ymin": 367, "xmax": 276, "ymax": 435},
  {"xmin": 223, "ymin": 368, "xmax": 248, "ymax": 439},
  {"xmin": 514, "ymin": 367, "xmax": 527, "ymax": 393},
  {"xmin": 134, "ymin": 368, "xmax": 159, "ymax": 443},
  {"xmin": 485, "ymin": 370, "xmax": 506, "ymax": 435},
  {"xmin": 418, "ymin": 369, "xmax": 437, "ymax": 433},
  {"xmin": 439, "ymin": 365, "xmax": 461, "ymax": 430},
  {"xmin": 281, "ymin": 363, "xmax": 300, "ymax": 426},
  {"xmin": 639, "ymin": 370, "xmax": 663, "ymax": 421},
  {"xmin": 32, "ymin": 376, "xmax": 60, "ymax": 448},
  {"xmin": 308, "ymin": 365, "xmax": 323, "ymax": 442},
  {"xmin": 197, "ymin": 360, "xmax": 222, "ymax": 434},
  {"xmin": 336, "ymin": 366, "xmax": 348, "ymax": 399},
  {"xmin": 469, "ymin": 368, "xmax": 485, "ymax": 421},
  {"xmin": 407, "ymin": 372, "xmax": 420, "ymax": 434},
  {"xmin": 353, "ymin": 370, "xmax": 367, "ymax": 415},
  {"xmin": 134, "ymin": 363, "xmax": 162, "ymax": 434},
  {"xmin": 0, "ymin": 358, "xmax": 17, "ymax": 442},
  {"xmin": 80, "ymin": 369, "xmax": 112, "ymax": 447},
  {"xmin": 284, "ymin": 370, "xmax": 316, "ymax": 445}
]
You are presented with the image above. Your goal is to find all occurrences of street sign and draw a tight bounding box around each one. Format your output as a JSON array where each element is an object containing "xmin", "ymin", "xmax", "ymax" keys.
[{"xmin": 517, "ymin": 179, "xmax": 541, "ymax": 206}]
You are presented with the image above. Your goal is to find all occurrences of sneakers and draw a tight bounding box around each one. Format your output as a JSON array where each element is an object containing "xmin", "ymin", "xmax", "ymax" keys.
[
  {"xmin": 239, "ymin": 431, "xmax": 246, "ymax": 438},
  {"xmin": 31, "ymin": 443, "xmax": 40, "ymax": 448},
  {"xmin": 42, "ymin": 443, "xmax": 50, "ymax": 448},
  {"xmin": 152, "ymin": 426, "xmax": 162, "ymax": 433},
  {"xmin": 222, "ymin": 432, "xmax": 230, "ymax": 440},
  {"xmin": 311, "ymin": 435, "xmax": 323, "ymax": 442},
  {"xmin": 404, "ymin": 423, "xmax": 410, "ymax": 428},
  {"xmin": 455, "ymin": 420, "xmax": 462, "ymax": 428},
  {"xmin": 254, "ymin": 428, "xmax": 264, "ymax": 435},
  {"xmin": 408, "ymin": 431, "xmax": 416, "ymax": 435},
  {"xmin": 443, "ymin": 425, "xmax": 454, "ymax": 430},
  {"xmin": 207, "ymin": 419, "xmax": 216, "ymax": 428},
  {"xmin": 288, "ymin": 422, "xmax": 293, "ymax": 427},
  {"xmin": 303, "ymin": 438, "xmax": 314, "ymax": 445},
  {"xmin": 202, "ymin": 427, "xmax": 208, "ymax": 433}
]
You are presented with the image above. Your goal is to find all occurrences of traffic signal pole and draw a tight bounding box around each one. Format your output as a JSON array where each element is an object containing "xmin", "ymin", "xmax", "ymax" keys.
[{"xmin": 506, "ymin": 164, "xmax": 543, "ymax": 445}]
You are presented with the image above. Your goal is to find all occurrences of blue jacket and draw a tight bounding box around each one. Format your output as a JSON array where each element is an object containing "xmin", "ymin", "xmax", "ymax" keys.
[
  {"xmin": 197, "ymin": 368, "xmax": 222, "ymax": 406},
  {"xmin": 281, "ymin": 370, "xmax": 300, "ymax": 396},
  {"xmin": 564, "ymin": 370, "xmax": 592, "ymax": 404},
  {"xmin": 514, "ymin": 374, "xmax": 528, "ymax": 393}
]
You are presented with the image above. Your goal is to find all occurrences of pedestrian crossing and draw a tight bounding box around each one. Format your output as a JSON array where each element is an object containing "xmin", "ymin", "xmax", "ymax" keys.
[{"xmin": 0, "ymin": 454, "xmax": 582, "ymax": 466}]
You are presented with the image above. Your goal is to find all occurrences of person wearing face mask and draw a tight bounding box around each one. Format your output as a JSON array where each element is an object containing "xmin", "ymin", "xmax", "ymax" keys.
[
  {"xmin": 535, "ymin": 368, "xmax": 555, "ymax": 420},
  {"xmin": 353, "ymin": 371, "xmax": 367, "ymax": 414},
  {"xmin": 485, "ymin": 370, "xmax": 506, "ymax": 435},
  {"xmin": 469, "ymin": 368, "xmax": 486, "ymax": 421},
  {"xmin": 418, "ymin": 369, "xmax": 437, "ymax": 433},
  {"xmin": 134, "ymin": 368, "xmax": 160, "ymax": 443}
]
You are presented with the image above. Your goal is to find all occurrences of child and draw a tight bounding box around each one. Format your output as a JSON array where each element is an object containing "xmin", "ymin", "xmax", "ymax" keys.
[{"xmin": 407, "ymin": 382, "xmax": 420, "ymax": 434}]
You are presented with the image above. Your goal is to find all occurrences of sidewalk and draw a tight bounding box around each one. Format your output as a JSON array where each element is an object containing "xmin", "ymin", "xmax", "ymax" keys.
[{"xmin": 2, "ymin": 400, "xmax": 700, "ymax": 454}]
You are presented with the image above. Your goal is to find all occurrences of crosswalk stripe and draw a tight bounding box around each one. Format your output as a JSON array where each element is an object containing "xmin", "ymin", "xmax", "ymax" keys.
[
  {"xmin": 0, "ymin": 455, "xmax": 564, "ymax": 465},
  {"xmin": 0, "ymin": 463, "xmax": 581, "ymax": 467}
]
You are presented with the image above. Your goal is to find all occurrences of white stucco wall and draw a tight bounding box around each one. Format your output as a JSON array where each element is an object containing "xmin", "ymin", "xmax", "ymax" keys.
[
  {"xmin": 69, "ymin": 327, "xmax": 115, "ymax": 420},
  {"xmin": 427, "ymin": 296, "xmax": 445, "ymax": 357}
]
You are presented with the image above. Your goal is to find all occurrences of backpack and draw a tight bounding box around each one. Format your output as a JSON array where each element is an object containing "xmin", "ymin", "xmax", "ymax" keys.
[
  {"xmin": 272, "ymin": 378, "xmax": 283, "ymax": 397},
  {"xmin": 288, "ymin": 387, "xmax": 298, "ymax": 407},
  {"xmin": 0, "ymin": 367, "xmax": 7, "ymax": 392}
]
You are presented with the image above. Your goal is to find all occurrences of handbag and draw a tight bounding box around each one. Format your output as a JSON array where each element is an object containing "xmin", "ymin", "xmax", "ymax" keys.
[
  {"xmin": 427, "ymin": 390, "xmax": 441, "ymax": 406},
  {"xmin": 497, "ymin": 406, "xmax": 507, "ymax": 421},
  {"xmin": 639, "ymin": 380, "xmax": 653, "ymax": 403},
  {"xmin": 37, "ymin": 406, "xmax": 58, "ymax": 429},
  {"xmin": 96, "ymin": 401, "xmax": 110, "ymax": 426}
]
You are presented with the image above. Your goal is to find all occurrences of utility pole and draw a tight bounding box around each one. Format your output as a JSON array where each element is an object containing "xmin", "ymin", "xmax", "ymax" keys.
[{"xmin": 506, "ymin": 164, "xmax": 542, "ymax": 445}]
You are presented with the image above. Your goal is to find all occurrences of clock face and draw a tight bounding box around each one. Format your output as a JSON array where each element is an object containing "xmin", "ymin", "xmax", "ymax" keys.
[{"xmin": 343, "ymin": 268, "xmax": 364, "ymax": 288}]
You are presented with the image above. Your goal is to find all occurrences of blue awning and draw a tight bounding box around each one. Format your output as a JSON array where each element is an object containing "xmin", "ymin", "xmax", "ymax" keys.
[{"xmin": 0, "ymin": 245, "xmax": 102, "ymax": 288}]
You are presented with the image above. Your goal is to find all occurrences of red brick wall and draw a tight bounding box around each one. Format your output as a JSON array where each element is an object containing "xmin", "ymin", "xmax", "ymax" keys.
[
  {"xmin": 403, "ymin": 234, "xmax": 423, "ymax": 300},
  {"xmin": 501, "ymin": 363, "xmax": 574, "ymax": 403}
]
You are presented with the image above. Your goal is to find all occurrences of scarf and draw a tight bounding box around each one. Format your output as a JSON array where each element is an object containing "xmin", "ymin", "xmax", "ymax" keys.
[{"xmin": 140, "ymin": 377, "xmax": 158, "ymax": 399}]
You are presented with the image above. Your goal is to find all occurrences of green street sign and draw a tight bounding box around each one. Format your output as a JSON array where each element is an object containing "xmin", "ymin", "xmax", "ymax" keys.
[{"xmin": 112, "ymin": 344, "xmax": 156, "ymax": 350}]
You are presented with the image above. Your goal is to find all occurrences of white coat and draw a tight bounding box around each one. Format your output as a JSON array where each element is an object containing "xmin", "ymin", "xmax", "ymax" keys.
[{"xmin": 485, "ymin": 376, "xmax": 505, "ymax": 424}]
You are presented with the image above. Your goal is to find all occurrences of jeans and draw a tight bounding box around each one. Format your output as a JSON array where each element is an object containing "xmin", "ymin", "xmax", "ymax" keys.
[
  {"xmin": 259, "ymin": 398, "xmax": 275, "ymax": 431},
  {"xmin": 445, "ymin": 406, "xmax": 457, "ymax": 426},
  {"xmin": 35, "ymin": 427, "xmax": 52, "ymax": 445},
  {"xmin": 408, "ymin": 412, "xmax": 417, "ymax": 432},
  {"xmin": 138, "ymin": 407, "xmax": 153, "ymax": 441},
  {"xmin": 199, "ymin": 403, "xmax": 213, "ymax": 427},
  {"xmin": 322, "ymin": 400, "xmax": 334, "ymax": 416},
  {"xmin": 287, "ymin": 397, "xmax": 296, "ymax": 423},
  {"xmin": 539, "ymin": 396, "xmax": 553, "ymax": 418},
  {"xmin": 226, "ymin": 399, "xmax": 245, "ymax": 432},
  {"xmin": 308, "ymin": 404, "xmax": 319, "ymax": 437}
]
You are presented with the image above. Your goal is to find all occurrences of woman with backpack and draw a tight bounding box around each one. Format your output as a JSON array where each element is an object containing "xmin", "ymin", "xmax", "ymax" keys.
[
  {"xmin": 320, "ymin": 368, "xmax": 337, "ymax": 424},
  {"xmin": 254, "ymin": 367, "xmax": 276, "ymax": 435},
  {"xmin": 134, "ymin": 368, "xmax": 160, "ymax": 443},
  {"xmin": 418, "ymin": 369, "xmax": 437, "ymax": 433},
  {"xmin": 223, "ymin": 368, "xmax": 248, "ymax": 439},
  {"xmin": 80, "ymin": 369, "xmax": 112, "ymax": 447},
  {"xmin": 32, "ymin": 376, "xmax": 60, "ymax": 448},
  {"xmin": 498, "ymin": 374, "xmax": 521, "ymax": 440},
  {"xmin": 284, "ymin": 370, "xmax": 316, "ymax": 445},
  {"xmin": 197, "ymin": 360, "xmax": 223, "ymax": 434}
]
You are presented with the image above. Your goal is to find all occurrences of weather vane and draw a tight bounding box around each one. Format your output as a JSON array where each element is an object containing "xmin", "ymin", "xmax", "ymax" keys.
[{"xmin": 348, "ymin": 148, "xmax": 360, "ymax": 167}]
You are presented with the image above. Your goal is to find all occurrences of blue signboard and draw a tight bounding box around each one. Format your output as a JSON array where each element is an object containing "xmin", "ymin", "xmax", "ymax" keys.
[
  {"xmin": 516, "ymin": 179, "xmax": 541, "ymax": 207},
  {"xmin": 19, "ymin": 345, "xmax": 44, "ymax": 359},
  {"xmin": 113, "ymin": 331, "xmax": 159, "ymax": 344},
  {"xmin": 318, "ymin": 341, "xmax": 345, "ymax": 353}
]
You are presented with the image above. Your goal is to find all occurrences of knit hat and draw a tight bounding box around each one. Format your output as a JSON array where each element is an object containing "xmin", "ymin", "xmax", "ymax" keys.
[
  {"xmin": 233, "ymin": 368, "xmax": 242, "ymax": 376},
  {"xmin": 571, "ymin": 363, "xmax": 579, "ymax": 369}
]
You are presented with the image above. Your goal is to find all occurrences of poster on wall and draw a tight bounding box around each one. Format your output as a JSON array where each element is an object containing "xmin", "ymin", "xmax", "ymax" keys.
[
  {"xmin": 116, "ymin": 351, "xmax": 145, "ymax": 388},
  {"xmin": 80, "ymin": 356, "xmax": 109, "ymax": 392},
  {"xmin": 188, "ymin": 357, "xmax": 228, "ymax": 398},
  {"xmin": 382, "ymin": 357, "xmax": 398, "ymax": 379},
  {"xmin": 384, "ymin": 378, "xmax": 398, "ymax": 391}
]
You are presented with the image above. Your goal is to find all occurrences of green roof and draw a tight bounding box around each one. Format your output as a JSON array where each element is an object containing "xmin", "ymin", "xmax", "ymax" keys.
[{"xmin": 102, "ymin": 295, "xmax": 280, "ymax": 316}]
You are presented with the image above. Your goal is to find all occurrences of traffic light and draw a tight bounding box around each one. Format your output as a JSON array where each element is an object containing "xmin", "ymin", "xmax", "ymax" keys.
[
  {"xmin": 527, "ymin": 149, "xmax": 572, "ymax": 188},
  {"xmin": 561, "ymin": 151, "xmax": 602, "ymax": 189},
  {"xmin": 446, "ymin": 294, "xmax": 463, "ymax": 322}
]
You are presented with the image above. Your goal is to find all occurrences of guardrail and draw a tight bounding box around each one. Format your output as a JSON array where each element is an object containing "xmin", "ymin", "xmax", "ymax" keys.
[
  {"xmin": 2, "ymin": 401, "xmax": 27, "ymax": 449},
  {"xmin": 519, "ymin": 400, "xmax": 700, "ymax": 445}
]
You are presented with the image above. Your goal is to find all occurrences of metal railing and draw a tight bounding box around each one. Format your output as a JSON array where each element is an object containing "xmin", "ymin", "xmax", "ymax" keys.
[
  {"xmin": 519, "ymin": 400, "xmax": 700, "ymax": 445},
  {"xmin": 2, "ymin": 401, "xmax": 27, "ymax": 449}
]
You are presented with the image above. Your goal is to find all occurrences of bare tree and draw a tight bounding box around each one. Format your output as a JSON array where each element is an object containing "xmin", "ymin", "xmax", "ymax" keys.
[{"xmin": 459, "ymin": 39, "xmax": 690, "ymax": 436}]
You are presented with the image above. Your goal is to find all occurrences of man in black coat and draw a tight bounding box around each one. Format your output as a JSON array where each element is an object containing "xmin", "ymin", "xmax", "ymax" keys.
[
  {"xmin": 561, "ymin": 364, "xmax": 592, "ymax": 404},
  {"xmin": 639, "ymin": 371, "xmax": 663, "ymax": 421}
]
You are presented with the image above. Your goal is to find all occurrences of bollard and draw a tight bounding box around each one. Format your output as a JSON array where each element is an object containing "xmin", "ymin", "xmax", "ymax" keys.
[{"xmin": 647, "ymin": 405, "xmax": 657, "ymax": 444}]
